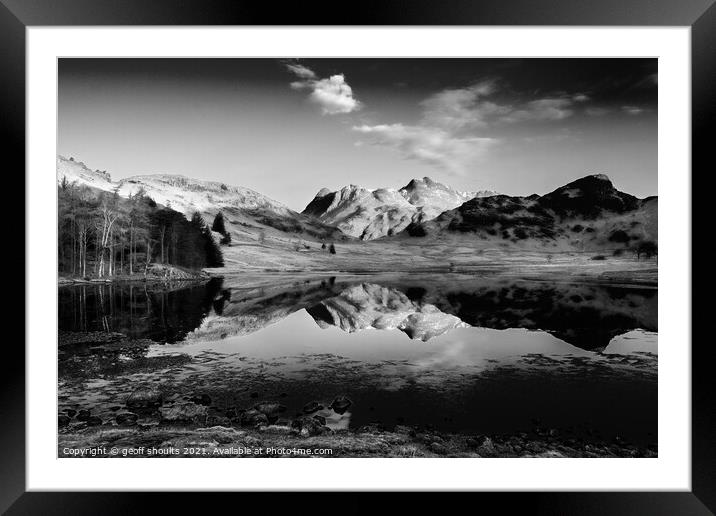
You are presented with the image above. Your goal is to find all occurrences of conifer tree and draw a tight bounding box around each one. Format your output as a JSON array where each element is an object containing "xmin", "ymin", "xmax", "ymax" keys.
[{"xmin": 211, "ymin": 212, "xmax": 227, "ymax": 235}]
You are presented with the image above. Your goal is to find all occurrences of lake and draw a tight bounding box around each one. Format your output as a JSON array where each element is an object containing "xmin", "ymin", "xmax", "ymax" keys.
[{"xmin": 58, "ymin": 273, "xmax": 657, "ymax": 451}]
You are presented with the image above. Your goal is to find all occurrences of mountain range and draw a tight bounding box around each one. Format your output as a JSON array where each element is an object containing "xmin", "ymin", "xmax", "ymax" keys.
[
  {"xmin": 57, "ymin": 156, "xmax": 346, "ymax": 244},
  {"xmin": 400, "ymin": 174, "xmax": 657, "ymax": 251},
  {"xmin": 57, "ymin": 155, "xmax": 657, "ymax": 261},
  {"xmin": 302, "ymin": 178, "xmax": 496, "ymax": 240}
]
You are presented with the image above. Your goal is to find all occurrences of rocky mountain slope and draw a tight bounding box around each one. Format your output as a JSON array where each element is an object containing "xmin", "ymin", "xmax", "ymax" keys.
[
  {"xmin": 57, "ymin": 156, "xmax": 114, "ymax": 191},
  {"xmin": 399, "ymin": 174, "xmax": 657, "ymax": 253},
  {"xmin": 302, "ymin": 177, "xmax": 496, "ymax": 240},
  {"xmin": 57, "ymin": 155, "xmax": 347, "ymax": 246}
]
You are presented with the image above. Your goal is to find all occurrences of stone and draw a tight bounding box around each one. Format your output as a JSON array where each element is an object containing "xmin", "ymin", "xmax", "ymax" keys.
[
  {"xmin": 115, "ymin": 412, "xmax": 139, "ymax": 426},
  {"xmin": 312, "ymin": 415, "xmax": 327, "ymax": 426},
  {"xmin": 159, "ymin": 402, "xmax": 208, "ymax": 423},
  {"xmin": 240, "ymin": 409, "xmax": 269, "ymax": 427},
  {"xmin": 429, "ymin": 442, "xmax": 448, "ymax": 455},
  {"xmin": 330, "ymin": 396, "xmax": 352, "ymax": 415},
  {"xmin": 64, "ymin": 408, "xmax": 77, "ymax": 418},
  {"xmin": 254, "ymin": 402, "xmax": 287, "ymax": 417},
  {"xmin": 205, "ymin": 415, "xmax": 232, "ymax": 427},
  {"xmin": 358, "ymin": 423, "xmax": 384, "ymax": 434},
  {"xmin": 126, "ymin": 386, "xmax": 163, "ymax": 410},
  {"xmin": 291, "ymin": 416, "xmax": 324, "ymax": 437},
  {"xmin": 302, "ymin": 401, "xmax": 324, "ymax": 414}
]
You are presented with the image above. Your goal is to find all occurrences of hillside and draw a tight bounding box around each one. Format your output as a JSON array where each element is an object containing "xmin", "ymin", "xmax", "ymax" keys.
[
  {"xmin": 398, "ymin": 174, "xmax": 657, "ymax": 254},
  {"xmin": 57, "ymin": 156, "xmax": 349, "ymax": 252}
]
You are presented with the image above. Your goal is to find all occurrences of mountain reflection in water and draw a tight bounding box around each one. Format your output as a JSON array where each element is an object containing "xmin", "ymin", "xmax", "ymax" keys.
[
  {"xmin": 58, "ymin": 274, "xmax": 657, "ymax": 445},
  {"xmin": 176, "ymin": 274, "xmax": 657, "ymax": 352}
]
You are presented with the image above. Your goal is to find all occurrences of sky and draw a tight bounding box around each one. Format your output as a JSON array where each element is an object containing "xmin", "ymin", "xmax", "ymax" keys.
[{"xmin": 58, "ymin": 58, "xmax": 657, "ymax": 211}]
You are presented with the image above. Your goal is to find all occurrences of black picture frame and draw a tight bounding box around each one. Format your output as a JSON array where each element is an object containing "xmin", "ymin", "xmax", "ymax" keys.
[{"xmin": 3, "ymin": 0, "xmax": 710, "ymax": 513}]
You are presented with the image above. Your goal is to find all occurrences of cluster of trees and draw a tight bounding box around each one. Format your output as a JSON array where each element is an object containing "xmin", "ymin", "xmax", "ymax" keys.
[
  {"xmin": 211, "ymin": 212, "xmax": 232, "ymax": 245},
  {"xmin": 58, "ymin": 179, "xmax": 223, "ymax": 278},
  {"xmin": 321, "ymin": 242, "xmax": 337, "ymax": 254},
  {"xmin": 635, "ymin": 241, "xmax": 657, "ymax": 260}
]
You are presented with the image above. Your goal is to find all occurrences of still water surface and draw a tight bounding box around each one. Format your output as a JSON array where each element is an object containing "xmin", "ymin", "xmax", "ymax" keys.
[{"xmin": 58, "ymin": 274, "xmax": 657, "ymax": 445}]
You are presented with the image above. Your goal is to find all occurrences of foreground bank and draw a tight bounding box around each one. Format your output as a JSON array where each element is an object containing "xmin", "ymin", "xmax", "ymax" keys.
[{"xmin": 59, "ymin": 422, "xmax": 656, "ymax": 459}]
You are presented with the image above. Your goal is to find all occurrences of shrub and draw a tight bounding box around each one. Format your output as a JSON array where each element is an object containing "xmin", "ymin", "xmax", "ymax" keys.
[
  {"xmin": 608, "ymin": 230, "xmax": 630, "ymax": 243},
  {"xmin": 329, "ymin": 244, "xmax": 336, "ymax": 254},
  {"xmin": 636, "ymin": 241, "xmax": 658, "ymax": 259},
  {"xmin": 591, "ymin": 255, "xmax": 607, "ymax": 260}
]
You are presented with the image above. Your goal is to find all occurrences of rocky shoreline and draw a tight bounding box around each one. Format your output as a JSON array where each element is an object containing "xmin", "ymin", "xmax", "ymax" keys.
[
  {"xmin": 58, "ymin": 263, "xmax": 213, "ymax": 286},
  {"xmin": 58, "ymin": 384, "xmax": 656, "ymax": 459},
  {"xmin": 58, "ymin": 422, "xmax": 656, "ymax": 459}
]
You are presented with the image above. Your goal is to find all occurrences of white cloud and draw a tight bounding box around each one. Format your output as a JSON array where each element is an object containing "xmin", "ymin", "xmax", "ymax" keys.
[
  {"xmin": 285, "ymin": 64, "xmax": 316, "ymax": 80},
  {"xmin": 622, "ymin": 105, "xmax": 646, "ymax": 115},
  {"xmin": 353, "ymin": 123, "xmax": 497, "ymax": 174},
  {"xmin": 286, "ymin": 64, "xmax": 361, "ymax": 115},
  {"xmin": 572, "ymin": 93, "xmax": 590, "ymax": 102},
  {"xmin": 309, "ymin": 74, "xmax": 361, "ymax": 115}
]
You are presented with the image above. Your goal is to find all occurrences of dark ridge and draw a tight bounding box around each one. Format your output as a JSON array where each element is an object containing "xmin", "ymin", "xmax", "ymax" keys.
[
  {"xmin": 540, "ymin": 174, "xmax": 640, "ymax": 218},
  {"xmin": 302, "ymin": 190, "xmax": 337, "ymax": 217}
]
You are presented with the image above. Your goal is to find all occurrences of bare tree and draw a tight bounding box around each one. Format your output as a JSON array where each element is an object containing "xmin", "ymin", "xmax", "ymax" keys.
[{"xmin": 95, "ymin": 200, "xmax": 119, "ymax": 277}]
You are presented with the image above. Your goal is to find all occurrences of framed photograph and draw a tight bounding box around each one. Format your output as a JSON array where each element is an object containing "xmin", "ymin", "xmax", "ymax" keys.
[{"xmin": 5, "ymin": 0, "xmax": 711, "ymax": 511}]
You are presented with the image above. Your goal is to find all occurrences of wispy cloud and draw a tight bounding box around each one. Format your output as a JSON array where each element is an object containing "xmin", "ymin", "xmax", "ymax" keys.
[
  {"xmin": 285, "ymin": 63, "xmax": 316, "ymax": 80},
  {"xmin": 353, "ymin": 123, "xmax": 497, "ymax": 175},
  {"xmin": 353, "ymin": 79, "xmax": 595, "ymax": 174},
  {"xmin": 500, "ymin": 98, "xmax": 575, "ymax": 123},
  {"xmin": 286, "ymin": 63, "xmax": 361, "ymax": 115},
  {"xmin": 419, "ymin": 80, "xmax": 585, "ymax": 129},
  {"xmin": 419, "ymin": 79, "xmax": 506, "ymax": 129},
  {"xmin": 621, "ymin": 105, "xmax": 648, "ymax": 115}
]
